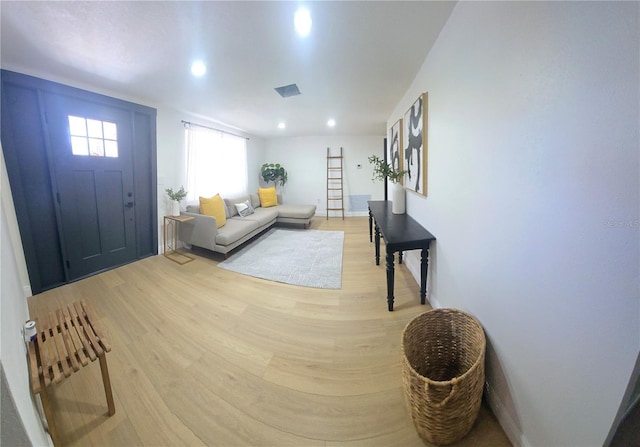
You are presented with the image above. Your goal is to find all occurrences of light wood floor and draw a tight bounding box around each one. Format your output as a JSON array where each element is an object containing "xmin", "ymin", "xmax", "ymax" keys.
[{"xmin": 28, "ymin": 217, "xmax": 511, "ymax": 447}]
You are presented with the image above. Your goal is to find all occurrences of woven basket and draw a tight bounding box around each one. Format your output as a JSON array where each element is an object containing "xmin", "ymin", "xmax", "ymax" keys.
[{"xmin": 401, "ymin": 308, "xmax": 486, "ymax": 446}]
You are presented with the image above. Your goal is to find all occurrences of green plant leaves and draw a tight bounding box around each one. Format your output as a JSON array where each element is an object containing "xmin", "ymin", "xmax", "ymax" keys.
[
  {"xmin": 166, "ymin": 186, "xmax": 187, "ymax": 202},
  {"xmin": 368, "ymin": 155, "xmax": 407, "ymax": 183},
  {"xmin": 260, "ymin": 163, "xmax": 288, "ymax": 186}
]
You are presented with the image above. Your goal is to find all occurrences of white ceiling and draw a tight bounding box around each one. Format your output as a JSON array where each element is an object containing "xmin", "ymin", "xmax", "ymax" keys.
[{"xmin": 1, "ymin": 1, "xmax": 455, "ymax": 138}]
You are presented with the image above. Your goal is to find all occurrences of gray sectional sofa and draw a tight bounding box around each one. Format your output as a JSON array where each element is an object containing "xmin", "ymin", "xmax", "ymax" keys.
[{"xmin": 178, "ymin": 192, "xmax": 316, "ymax": 256}]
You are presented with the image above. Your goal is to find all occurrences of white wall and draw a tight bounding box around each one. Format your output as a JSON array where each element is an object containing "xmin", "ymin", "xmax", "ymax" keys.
[
  {"xmin": 264, "ymin": 135, "xmax": 384, "ymax": 215},
  {"xmin": 1, "ymin": 147, "xmax": 50, "ymax": 446},
  {"xmin": 390, "ymin": 2, "xmax": 639, "ymax": 446}
]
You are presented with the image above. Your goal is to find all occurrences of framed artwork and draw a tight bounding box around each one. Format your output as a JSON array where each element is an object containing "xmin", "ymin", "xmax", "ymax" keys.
[
  {"xmin": 388, "ymin": 119, "xmax": 403, "ymax": 185},
  {"xmin": 403, "ymin": 92, "xmax": 428, "ymax": 196}
]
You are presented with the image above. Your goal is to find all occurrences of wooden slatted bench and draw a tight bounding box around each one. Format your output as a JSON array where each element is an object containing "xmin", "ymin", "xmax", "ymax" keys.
[{"xmin": 26, "ymin": 300, "xmax": 115, "ymax": 447}]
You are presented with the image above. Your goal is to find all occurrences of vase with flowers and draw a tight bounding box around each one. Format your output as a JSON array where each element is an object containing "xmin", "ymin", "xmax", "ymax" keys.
[
  {"xmin": 165, "ymin": 186, "xmax": 187, "ymax": 217},
  {"xmin": 368, "ymin": 155, "xmax": 408, "ymax": 214}
]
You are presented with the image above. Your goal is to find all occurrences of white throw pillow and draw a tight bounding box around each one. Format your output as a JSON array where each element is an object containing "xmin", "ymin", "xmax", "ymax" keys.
[{"xmin": 235, "ymin": 200, "xmax": 255, "ymax": 217}]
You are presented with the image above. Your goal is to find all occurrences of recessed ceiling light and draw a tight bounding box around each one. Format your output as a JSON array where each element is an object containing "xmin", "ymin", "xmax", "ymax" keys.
[
  {"xmin": 294, "ymin": 7, "xmax": 312, "ymax": 37},
  {"xmin": 191, "ymin": 60, "xmax": 206, "ymax": 77},
  {"xmin": 278, "ymin": 122, "xmax": 286, "ymax": 129},
  {"xmin": 327, "ymin": 119, "xmax": 336, "ymax": 127}
]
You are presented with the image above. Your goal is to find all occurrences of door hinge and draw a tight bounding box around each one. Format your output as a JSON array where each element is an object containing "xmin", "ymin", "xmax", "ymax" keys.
[
  {"xmin": 56, "ymin": 192, "xmax": 61, "ymax": 204},
  {"xmin": 66, "ymin": 260, "xmax": 70, "ymax": 269}
]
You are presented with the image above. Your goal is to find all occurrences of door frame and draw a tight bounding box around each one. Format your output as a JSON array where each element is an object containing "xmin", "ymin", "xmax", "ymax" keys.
[
  {"xmin": 1, "ymin": 70, "xmax": 158, "ymax": 293},
  {"xmin": 45, "ymin": 94, "xmax": 138, "ymax": 280}
]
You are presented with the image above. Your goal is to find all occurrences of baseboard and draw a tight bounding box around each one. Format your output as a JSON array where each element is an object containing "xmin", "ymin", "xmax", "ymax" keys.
[
  {"xmin": 403, "ymin": 251, "xmax": 420, "ymax": 283},
  {"xmin": 347, "ymin": 211, "xmax": 370, "ymax": 217},
  {"xmin": 405, "ymin": 252, "xmax": 529, "ymax": 446},
  {"xmin": 403, "ymin": 252, "xmax": 441, "ymax": 309},
  {"xmin": 315, "ymin": 211, "xmax": 369, "ymax": 218},
  {"xmin": 484, "ymin": 382, "xmax": 532, "ymax": 447}
]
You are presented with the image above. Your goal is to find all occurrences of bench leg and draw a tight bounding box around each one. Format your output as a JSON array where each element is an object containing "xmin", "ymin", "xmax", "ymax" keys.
[
  {"xmin": 98, "ymin": 353, "xmax": 115, "ymax": 416},
  {"xmin": 39, "ymin": 379, "xmax": 61, "ymax": 447}
]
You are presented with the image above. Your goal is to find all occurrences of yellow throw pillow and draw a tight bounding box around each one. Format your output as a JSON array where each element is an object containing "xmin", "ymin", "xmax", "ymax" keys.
[
  {"xmin": 258, "ymin": 187, "xmax": 278, "ymax": 208},
  {"xmin": 199, "ymin": 194, "xmax": 227, "ymax": 228}
]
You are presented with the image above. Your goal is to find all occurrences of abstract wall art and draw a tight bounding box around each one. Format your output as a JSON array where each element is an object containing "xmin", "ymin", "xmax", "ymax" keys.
[
  {"xmin": 403, "ymin": 92, "xmax": 428, "ymax": 196},
  {"xmin": 388, "ymin": 118, "xmax": 403, "ymax": 184}
]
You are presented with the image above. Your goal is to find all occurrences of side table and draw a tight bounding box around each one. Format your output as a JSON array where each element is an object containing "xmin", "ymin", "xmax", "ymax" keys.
[{"xmin": 163, "ymin": 215, "xmax": 195, "ymax": 265}]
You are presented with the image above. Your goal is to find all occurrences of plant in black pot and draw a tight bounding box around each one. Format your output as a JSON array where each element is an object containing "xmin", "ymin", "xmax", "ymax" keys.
[{"xmin": 260, "ymin": 163, "xmax": 288, "ymax": 187}]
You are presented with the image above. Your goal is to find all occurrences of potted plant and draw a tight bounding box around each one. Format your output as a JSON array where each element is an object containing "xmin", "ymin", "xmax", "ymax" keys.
[
  {"xmin": 368, "ymin": 155, "xmax": 408, "ymax": 214},
  {"xmin": 165, "ymin": 186, "xmax": 187, "ymax": 216},
  {"xmin": 260, "ymin": 163, "xmax": 288, "ymax": 187}
]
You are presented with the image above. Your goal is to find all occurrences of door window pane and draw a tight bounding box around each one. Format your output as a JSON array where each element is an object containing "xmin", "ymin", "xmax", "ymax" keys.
[
  {"xmin": 68, "ymin": 116, "xmax": 118, "ymax": 158},
  {"xmin": 68, "ymin": 116, "xmax": 87, "ymax": 136},
  {"xmin": 88, "ymin": 138, "xmax": 105, "ymax": 156},
  {"xmin": 87, "ymin": 119, "xmax": 103, "ymax": 138},
  {"xmin": 103, "ymin": 122, "xmax": 117, "ymax": 140},
  {"xmin": 104, "ymin": 140, "xmax": 118, "ymax": 158},
  {"xmin": 71, "ymin": 136, "xmax": 89, "ymax": 156}
]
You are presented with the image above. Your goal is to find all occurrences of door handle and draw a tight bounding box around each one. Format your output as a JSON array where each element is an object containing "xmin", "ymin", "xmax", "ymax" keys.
[{"xmin": 125, "ymin": 201, "xmax": 134, "ymax": 208}]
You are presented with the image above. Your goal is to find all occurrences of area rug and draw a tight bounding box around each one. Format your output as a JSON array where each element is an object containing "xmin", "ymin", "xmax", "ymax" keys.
[{"xmin": 218, "ymin": 228, "xmax": 344, "ymax": 289}]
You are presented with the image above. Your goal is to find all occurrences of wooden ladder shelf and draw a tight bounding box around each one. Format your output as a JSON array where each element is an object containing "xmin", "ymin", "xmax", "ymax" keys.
[{"xmin": 326, "ymin": 147, "xmax": 345, "ymax": 220}]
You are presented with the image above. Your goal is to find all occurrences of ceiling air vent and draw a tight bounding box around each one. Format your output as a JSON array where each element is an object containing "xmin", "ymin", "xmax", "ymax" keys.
[{"xmin": 275, "ymin": 83, "xmax": 301, "ymax": 98}]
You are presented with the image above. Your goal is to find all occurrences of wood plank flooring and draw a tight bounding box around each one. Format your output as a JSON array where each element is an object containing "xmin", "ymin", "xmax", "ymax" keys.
[{"xmin": 28, "ymin": 217, "xmax": 511, "ymax": 446}]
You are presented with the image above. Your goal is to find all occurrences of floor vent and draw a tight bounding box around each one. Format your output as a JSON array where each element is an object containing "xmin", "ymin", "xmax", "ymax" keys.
[{"xmin": 348, "ymin": 195, "xmax": 371, "ymax": 212}]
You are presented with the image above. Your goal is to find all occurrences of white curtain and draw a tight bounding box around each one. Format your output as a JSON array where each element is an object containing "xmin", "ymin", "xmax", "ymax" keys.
[{"xmin": 184, "ymin": 125, "xmax": 248, "ymax": 202}]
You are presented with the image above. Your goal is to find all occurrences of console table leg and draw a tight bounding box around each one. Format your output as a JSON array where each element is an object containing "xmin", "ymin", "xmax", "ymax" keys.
[
  {"xmin": 374, "ymin": 225, "xmax": 381, "ymax": 266},
  {"xmin": 386, "ymin": 251, "xmax": 395, "ymax": 311},
  {"xmin": 420, "ymin": 248, "xmax": 428, "ymax": 305},
  {"xmin": 369, "ymin": 210, "xmax": 373, "ymax": 242}
]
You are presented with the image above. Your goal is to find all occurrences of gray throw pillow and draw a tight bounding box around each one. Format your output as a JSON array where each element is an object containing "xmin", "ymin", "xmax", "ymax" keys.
[{"xmin": 235, "ymin": 200, "xmax": 255, "ymax": 217}]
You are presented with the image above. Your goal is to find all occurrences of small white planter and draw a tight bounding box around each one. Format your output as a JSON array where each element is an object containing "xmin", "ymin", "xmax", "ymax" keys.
[
  {"xmin": 390, "ymin": 182, "xmax": 406, "ymax": 214},
  {"xmin": 171, "ymin": 201, "xmax": 180, "ymax": 217}
]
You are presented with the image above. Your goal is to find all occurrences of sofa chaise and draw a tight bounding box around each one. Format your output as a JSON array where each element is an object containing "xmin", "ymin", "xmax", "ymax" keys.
[{"xmin": 178, "ymin": 192, "xmax": 316, "ymax": 256}]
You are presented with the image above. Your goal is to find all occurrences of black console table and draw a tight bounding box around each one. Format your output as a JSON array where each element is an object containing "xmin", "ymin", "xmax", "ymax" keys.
[{"xmin": 368, "ymin": 201, "xmax": 436, "ymax": 311}]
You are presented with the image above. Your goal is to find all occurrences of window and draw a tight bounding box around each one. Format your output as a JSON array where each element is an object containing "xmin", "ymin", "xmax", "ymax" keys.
[
  {"xmin": 184, "ymin": 125, "xmax": 248, "ymax": 202},
  {"xmin": 68, "ymin": 115, "xmax": 118, "ymax": 157}
]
